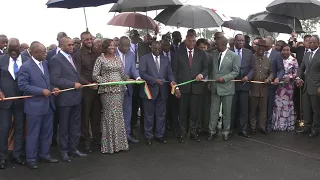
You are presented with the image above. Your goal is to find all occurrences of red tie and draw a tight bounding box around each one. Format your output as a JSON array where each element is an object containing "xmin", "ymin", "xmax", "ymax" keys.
[{"xmin": 189, "ymin": 50, "xmax": 193, "ymax": 67}]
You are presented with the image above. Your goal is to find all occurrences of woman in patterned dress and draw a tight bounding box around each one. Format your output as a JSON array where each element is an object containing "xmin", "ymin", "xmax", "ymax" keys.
[
  {"xmin": 272, "ymin": 43, "xmax": 299, "ymax": 131},
  {"xmin": 92, "ymin": 39, "xmax": 131, "ymax": 154}
]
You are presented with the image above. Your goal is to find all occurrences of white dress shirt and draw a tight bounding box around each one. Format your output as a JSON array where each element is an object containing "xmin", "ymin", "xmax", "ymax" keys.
[
  {"xmin": 265, "ymin": 48, "xmax": 272, "ymax": 58},
  {"xmin": 152, "ymin": 54, "xmax": 160, "ymax": 71},
  {"xmin": 310, "ymin": 47, "xmax": 319, "ymax": 60},
  {"xmin": 163, "ymin": 51, "xmax": 171, "ymax": 61},
  {"xmin": 219, "ymin": 48, "xmax": 228, "ymax": 71},
  {"xmin": 8, "ymin": 55, "xmax": 22, "ymax": 80},
  {"xmin": 0, "ymin": 49, "xmax": 3, "ymax": 54},
  {"xmin": 32, "ymin": 56, "xmax": 44, "ymax": 74},
  {"xmin": 187, "ymin": 48, "xmax": 194, "ymax": 57},
  {"xmin": 56, "ymin": 47, "xmax": 61, "ymax": 54}
]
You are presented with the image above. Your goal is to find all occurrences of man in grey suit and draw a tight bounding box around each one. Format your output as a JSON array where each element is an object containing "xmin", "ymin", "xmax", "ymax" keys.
[
  {"xmin": 21, "ymin": 41, "xmax": 39, "ymax": 59},
  {"xmin": 230, "ymin": 34, "xmax": 255, "ymax": 138},
  {"xmin": 296, "ymin": 35, "xmax": 320, "ymax": 138},
  {"xmin": 207, "ymin": 36, "xmax": 240, "ymax": 141}
]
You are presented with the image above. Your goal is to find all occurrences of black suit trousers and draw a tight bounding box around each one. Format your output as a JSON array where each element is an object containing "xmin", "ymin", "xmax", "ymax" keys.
[
  {"xmin": 131, "ymin": 84, "xmax": 144, "ymax": 133},
  {"xmin": 231, "ymin": 91, "xmax": 249, "ymax": 132},
  {"xmin": 179, "ymin": 93, "xmax": 200, "ymax": 136},
  {"xmin": 302, "ymin": 92, "xmax": 320, "ymax": 131}
]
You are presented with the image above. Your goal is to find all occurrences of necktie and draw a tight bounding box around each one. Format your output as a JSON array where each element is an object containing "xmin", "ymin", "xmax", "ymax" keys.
[
  {"xmin": 309, "ymin": 51, "xmax": 314, "ymax": 61},
  {"xmin": 166, "ymin": 53, "xmax": 170, "ymax": 62},
  {"xmin": 305, "ymin": 49, "xmax": 308, "ymax": 55},
  {"xmin": 218, "ymin": 53, "xmax": 222, "ymax": 70},
  {"xmin": 264, "ymin": 51, "xmax": 269, "ymax": 57},
  {"xmin": 39, "ymin": 62, "xmax": 44, "ymax": 74},
  {"xmin": 134, "ymin": 44, "xmax": 138, "ymax": 63},
  {"xmin": 13, "ymin": 59, "xmax": 19, "ymax": 79},
  {"xmin": 155, "ymin": 56, "xmax": 160, "ymax": 73},
  {"xmin": 189, "ymin": 50, "xmax": 193, "ymax": 67},
  {"xmin": 122, "ymin": 54, "xmax": 125, "ymax": 68},
  {"xmin": 68, "ymin": 55, "xmax": 76, "ymax": 70}
]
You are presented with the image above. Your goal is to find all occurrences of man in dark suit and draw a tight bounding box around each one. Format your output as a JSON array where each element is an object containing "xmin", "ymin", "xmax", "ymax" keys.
[
  {"xmin": 264, "ymin": 37, "xmax": 285, "ymax": 132},
  {"xmin": 21, "ymin": 41, "xmax": 40, "ymax": 59},
  {"xmin": 139, "ymin": 41, "xmax": 176, "ymax": 145},
  {"xmin": 130, "ymin": 30, "xmax": 151, "ymax": 133},
  {"xmin": 230, "ymin": 34, "xmax": 255, "ymax": 138},
  {"xmin": 73, "ymin": 32, "xmax": 101, "ymax": 152},
  {"xmin": 18, "ymin": 42, "xmax": 60, "ymax": 169},
  {"xmin": 296, "ymin": 35, "xmax": 320, "ymax": 138},
  {"xmin": 49, "ymin": 37, "xmax": 87, "ymax": 162},
  {"xmin": 170, "ymin": 31, "xmax": 182, "ymax": 53},
  {"xmin": 0, "ymin": 35, "xmax": 8, "ymax": 55},
  {"xmin": 115, "ymin": 36, "xmax": 141, "ymax": 144},
  {"xmin": 0, "ymin": 38, "xmax": 27, "ymax": 169},
  {"xmin": 172, "ymin": 34, "xmax": 208, "ymax": 143}
]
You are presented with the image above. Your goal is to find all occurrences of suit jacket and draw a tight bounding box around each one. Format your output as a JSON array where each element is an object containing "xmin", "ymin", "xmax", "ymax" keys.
[
  {"xmin": 172, "ymin": 47, "xmax": 208, "ymax": 94},
  {"xmin": 230, "ymin": 48, "xmax": 255, "ymax": 91},
  {"xmin": 49, "ymin": 52, "xmax": 82, "ymax": 106},
  {"xmin": 139, "ymin": 53, "xmax": 174, "ymax": 100},
  {"xmin": 297, "ymin": 50, "xmax": 320, "ymax": 95},
  {"xmin": 46, "ymin": 48, "xmax": 57, "ymax": 61},
  {"xmin": 18, "ymin": 59, "xmax": 55, "ymax": 115},
  {"xmin": 115, "ymin": 49, "xmax": 140, "ymax": 96},
  {"xmin": 268, "ymin": 49, "xmax": 285, "ymax": 81},
  {"xmin": 21, "ymin": 49, "xmax": 31, "ymax": 59},
  {"xmin": 208, "ymin": 49, "xmax": 240, "ymax": 96},
  {"xmin": 0, "ymin": 54, "xmax": 29, "ymax": 109}
]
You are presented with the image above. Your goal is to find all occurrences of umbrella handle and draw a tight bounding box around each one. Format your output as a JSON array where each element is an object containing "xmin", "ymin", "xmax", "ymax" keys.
[{"xmin": 83, "ymin": 7, "xmax": 88, "ymax": 31}]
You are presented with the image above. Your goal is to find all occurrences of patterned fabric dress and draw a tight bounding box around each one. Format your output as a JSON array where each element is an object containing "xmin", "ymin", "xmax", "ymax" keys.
[
  {"xmin": 272, "ymin": 56, "xmax": 299, "ymax": 131},
  {"xmin": 92, "ymin": 54, "xmax": 129, "ymax": 154}
]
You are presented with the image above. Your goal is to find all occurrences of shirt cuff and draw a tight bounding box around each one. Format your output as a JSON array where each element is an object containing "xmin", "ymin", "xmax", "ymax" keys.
[{"xmin": 136, "ymin": 77, "xmax": 141, "ymax": 80}]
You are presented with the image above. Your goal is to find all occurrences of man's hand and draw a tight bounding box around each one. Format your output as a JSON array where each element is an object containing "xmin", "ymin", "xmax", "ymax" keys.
[
  {"xmin": 284, "ymin": 77, "xmax": 290, "ymax": 84},
  {"xmin": 216, "ymin": 77, "xmax": 225, "ymax": 82},
  {"xmin": 296, "ymin": 79, "xmax": 303, "ymax": 87},
  {"xmin": 175, "ymin": 89, "xmax": 181, "ymax": 98},
  {"xmin": 171, "ymin": 81, "xmax": 177, "ymax": 86},
  {"xmin": 0, "ymin": 92, "xmax": 5, "ymax": 101},
  {"xmin": 42, "ymin": 89, "xmax": 51, "ymax": 97},
  {"xmin": 53, "ymin": 88, "xmax": 61, "ymax": 96},
  {"xmin": 196, "ymin": 74, "xmax": 203, "ymax": 81},
  {"xmin": 74, "ymin": 82, "xmax": 83, "ymax": 89},
  {"xmin": 264, "ymin": 79, "xmax": 271, "ymax": 84},
  {"xmin": 242, "ymin": 76, "xmax": 249, "ymax": 83},
  {"xmin": 273, "ymin": 78, "xmax": 280, "ymax": 85},
  {"xmin": 155, "ymin": 79, "xmax": 163, "ymax": 85}
]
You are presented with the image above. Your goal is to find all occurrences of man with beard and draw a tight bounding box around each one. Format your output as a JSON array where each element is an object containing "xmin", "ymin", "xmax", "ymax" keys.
[
  {"xmin": 73, "ymin": 32, "xmax": 101, "ymax": 152},
  {"xmin": 0, "ymin": 35, "xmax": 8, "ymax": 55},
  {"xmin": 0, "ymin": 38, "xmax": 29, "ymax": 169}
]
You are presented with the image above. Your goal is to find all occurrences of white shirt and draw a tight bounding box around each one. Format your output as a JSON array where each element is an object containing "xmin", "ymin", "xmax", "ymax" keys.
[
  {"xmin": 8, "ymin": 55, "xmax": 22, "ymax": 80},
  {"xmin": 310, "ymin": 47, "xmax": 319, "ymax": 59},
  {"xmin": 0, "ymin": 49, "xmax": 3, "ymax": 54},
  {"xmin": 60, "ymin": 50, "xmax": 71, "ymax": 61},
  {"xmin": 234, "ymin": 47, "xmax": 242, "ymax": 56},
  {"xmin": 152, "ymin": 54, "xmax": 160, "ymax": 70},
  {"xmin": 32, "ymin": 56, "xmax": 44, "ymax": 74},
  {"xmin": 56, "ymin": 47, "xmax": 61, "ymax": 54},
  {"xmin": 163, "ymin": 51, "xmax": 171, "ymax": 61},
  {"xmin": 219, "ymin": 48, "xmax": 228, "ymax": 71},
  {"xmin": 187, "ymin": 48, "xmax": 194, "ymax": 58},
  {"xmin": 265, "ymin": 48, "xmax": 272, "ymax": 58}
]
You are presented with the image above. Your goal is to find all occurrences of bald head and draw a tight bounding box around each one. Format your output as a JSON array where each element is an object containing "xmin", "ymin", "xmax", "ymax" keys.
[
  {"xmin": 20, "ymin": 43, "xmax": 29, "ymax": 52},
  {"xmin": 48, "ymin": 44, "xmax": 57, "ymax": 51},
  {"xmin": 59, "ymin": 37, "xmax": 74, "ymax": 54},
  {"xmin": 7, "ymin": 38, "xmax": 20, "ymax": 59},
  {"xmin": 264, "ymin": 37, "xmax": 274, "ymax": 50},
  {"xmin": 30, "ymin": 42, "xmax": 47, "ymax": 61},
  {"xmin": 57, "ymin": 32, "xmax": 67, "ymax": 41}
]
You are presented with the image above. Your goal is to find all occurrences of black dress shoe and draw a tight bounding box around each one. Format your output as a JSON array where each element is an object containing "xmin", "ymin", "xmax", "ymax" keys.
[
  {"xmin": 27, "ymin": 162, "xmax": 38, "ymax": 169},
  {"xmin": 222, "ymin": 134, "xmax": 230, "ymax": 141},
  {"xmin": 84, "ymin": 145, "xmax": 92, "ymax": 153},
  {"xmin": 179, "ymin": 136, "xmax": 186, "ymax": 143},
  {"xmin": 60, "ymin": 154, "xmax": 71, "ymax": 163},
  {"xmin": 41, "ymin": 158, "xmax": 58, "ymax": 163},
  {"xmin": 207, "ymin": 133, "xmax": 216, "ymax": 141},
  {"xmin": 127, "ymin": 136, "xmax": 139, "ymax": 144},
  {"xmin": 190, "ymin": 134, "xmax": 201, "ymax": 142},
  {"xmin": 0, "ymin": 160, "xmax": 6, "ymax": 169},
  {"xmin": 155, "ymin": 137, "xmax": 166, "ymax": 144},
  {"xmin": 251, "ymin": 129, "xmax": 256, "ymax": 135},
  {"xmin": 309, "ymin": 131, "xmax": 319, "ymax": 138},
  {"xmin": 146, "ymin": 139, "xmax": 152, "ymax": 146},
  {"xmin": 13, "ymin": 157, "xmax": 26, "ymax": 165},
  {"xmin": 70, "ymin": 150, "xmax": 87, "ymax": 158},
  {"xmin": 238, "ymin": 131, "xmax": 250, "ymax": 138}
]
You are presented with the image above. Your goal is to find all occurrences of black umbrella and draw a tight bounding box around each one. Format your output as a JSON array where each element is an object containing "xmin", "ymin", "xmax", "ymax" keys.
[
  {"xmin": 222, "ymin": 17, "xmax": 260, "ymax": 35},
  {"xmin": 154, "ymin": 5, "xmax": 224, "ymax": 29},
  {"xmin": 266, "ymin": 0, "xmax": 320, "ymax": 20},
  {"xmin": 247, "ymin": 11, "xmax": 303, "ymax": 34},
  {"xmin": 109, "ymin": 0, "xmax": 183, "ymax": 12},
  {"xmin": 46, "ymin": 0, "xmax": 118, "ymax": 30}
]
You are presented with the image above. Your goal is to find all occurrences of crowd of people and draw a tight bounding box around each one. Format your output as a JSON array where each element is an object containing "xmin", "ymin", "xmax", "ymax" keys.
[{"xmin": 0, "ymin": 28, "xmax": 318, "ymax": 170}]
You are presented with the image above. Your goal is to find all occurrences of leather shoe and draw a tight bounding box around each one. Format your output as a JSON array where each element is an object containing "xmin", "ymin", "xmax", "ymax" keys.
[
  {"xmin": 41, "ymin": 158, "xmax": 58, "ymax": 163},
  {"xmin": 127, "ymin": 136, "xmax": 139, "ymax": 144},
  {"xmin": 207, "ymin": 133, "xmax": 216, "ymax": 141},
  {"xmin": 84, "ymin": 145, "xmax": 92, "ymax": 153},
  {"xmin": 27, "ymin": 162, "xmax": 38, "ymax": 169},
  {"xmin": 179, "ymin": 136, "xmax": 186, "ymax": 143},
  {"xmin": 155, "ymin": 137, "xmax": 166, "ymax": 144},
  {"xmin": 0, "ymin": 160, "xmax": 6, "ymax": 169},
  {"xmin": 251, "ymin": 129, "xmax": 256, "ymax": 135},
  {"xmin": 238, "ymin": 131, "xmax": 250, "ymax": 138},
  {"xmin": 190, "ymin": 134, "xmax": 201, "ymax": 142},
  {"xmin": 13, "ymin": 157, "xmax": 26, "ymax": 165},
  {"xmin": 70, "ymin": 150, "xmax": 87, "ymax": 158},
  {"xmin": 146, "ymin": 139, "xmax": 152, "ymax": 146},
  {"xmin": 309, "ymin": 130, "xmax": 319, "ymax": 138},
  {"xmin": 222, "ymin": 134, "xmax": 230, "ymax": 141},
  {"xmin": 60, "ymin": 154, "xmax": 71, "ymax": 163}
]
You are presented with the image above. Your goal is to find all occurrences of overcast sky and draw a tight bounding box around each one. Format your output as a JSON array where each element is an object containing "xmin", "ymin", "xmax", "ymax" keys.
[{"xmin": 0, "ymin": 0, "xmax": 291, "ymax": 46}]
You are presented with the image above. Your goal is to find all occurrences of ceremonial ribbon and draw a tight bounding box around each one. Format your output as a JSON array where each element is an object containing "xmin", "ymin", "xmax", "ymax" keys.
[{"xmin": 2, "ymin": 80, "xmax": 151, "ymax": 101}]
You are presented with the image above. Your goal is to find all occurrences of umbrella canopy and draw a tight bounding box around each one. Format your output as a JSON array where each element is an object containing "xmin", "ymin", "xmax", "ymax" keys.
[
  {"xmin": 108, "ymin": 12, "xmax": 158, "ymax": 29},
  {"xmin": 154, "ymin": 5, "xmax": 224, "ymax": 29},
  {"xmin": 222, "ymin": 17, "xmax": 260, "ymax": 35},
  {"xmin": 109, "ymin": 0, "xmax": 183, "ymax": 12},
  {"xmin": 46, "ymin": 0, "xmax": 118, "ymax": 8},
  {"xmin": 247, "ymin": 11, "xmax": 303, "ymax": 34},
  {"xmin": 266, "ymin": 0, "xmax": 320, "ymax": 20}
]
